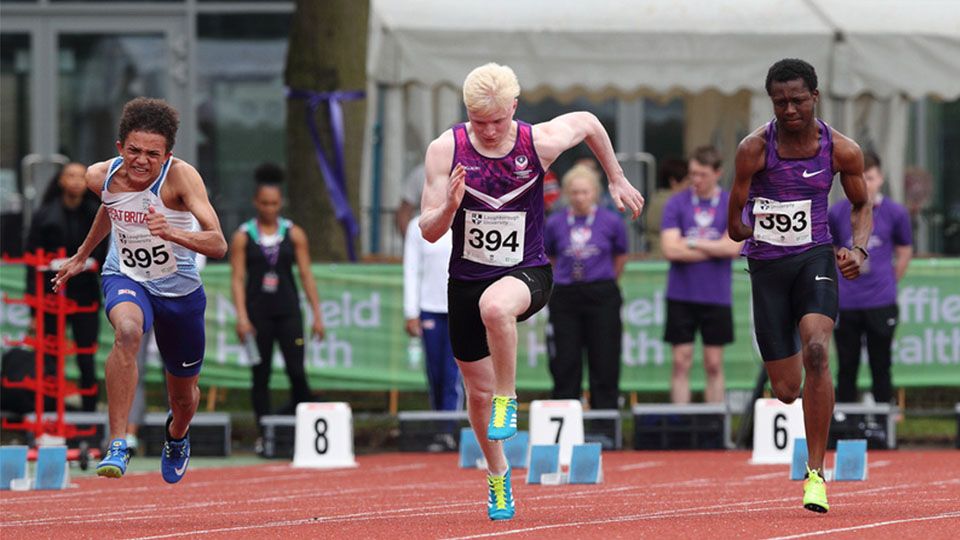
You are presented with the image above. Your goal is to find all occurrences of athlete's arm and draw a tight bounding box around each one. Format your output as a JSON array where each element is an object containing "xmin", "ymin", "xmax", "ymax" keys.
[
  {"xmin": 894, "ymin": 244, "xmax": 912, "ymax": 281},
  {"xmin": 661, "ymin": 228, "xmax": 709, "ymax": 263},
  {"xmin": 727, "ymin": 129, "xmax": 766, "ymax": 242},
  {"xmin": 152, "ymin": 162, "xmax": 228, "ymax": 259},
  {"xmin": 52, "ymin": 161, "xmax": 112, "ymax": 292},
  {"xmin": 229, "ymin": 229, "xmax": 254, "ymax": 342},
  {"xmin": 291, "ymin": 224, "xmax": 325, "ymax": 340},
  {"xmin": 420, "ymin": 131, "xmax": 462, "ymax": 243},
  {"xmin": 613, "ymin": 253, "xmax": 628, "ymax": 279},
  {"xmin": 691, "ymin": 234, "xmax": 743, "ymax": 259},
  {"xmin": 834, "ymin": 134, "xmax": 872, "ymax": 280},
  {"xmin": 533, "ymin": 112, "xmax": 644, "ymax": 219}
]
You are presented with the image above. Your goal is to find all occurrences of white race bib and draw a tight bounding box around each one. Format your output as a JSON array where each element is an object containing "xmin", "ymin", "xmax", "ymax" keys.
[
  {"xmin": 116, "ymin": 231, "xmax": 177, "ymax": 281},
  {"xmin": 462, "ymin": 210, "xmax": 525, "ymax": 267},
  {"xmin": 752, "ymin": 197, "xmax": 812, "ymax": 246}
]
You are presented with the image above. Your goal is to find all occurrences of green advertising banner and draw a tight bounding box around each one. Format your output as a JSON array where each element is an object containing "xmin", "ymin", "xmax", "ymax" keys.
[{"xmin": 1, "ymin": 259, "xmax": 958, "ymax": 392}]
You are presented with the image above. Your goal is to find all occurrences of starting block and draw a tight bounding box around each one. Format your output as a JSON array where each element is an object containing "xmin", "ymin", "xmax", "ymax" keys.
[
  {"xmin": 34, "ymin": 446, "xmax": 69, "ymax": 490},
  {"xmin": 458, "ymin": 428, "xmax": 529, "ymax": 469},
  {"xmin": 568, "ymin": 443, "xmax": 603, "ymax": 484},
  {"xmin": 459, "ymin": 428, "xmax": 484, "ymax": 468},
  {"xmin": 526, "ymin": 445, "xmax": 560, "ymax": 484},
  {"xmin": 1, "ymin": 445, "xmax": 71, "ymax": 491},
  {"xmin": 1, "ymin": 446, "xmax": 28, "ymax": 490},
  {"xmin": 834, "ymin": 439, "xmax": 868, "ymax": 481},
  {"xmin": 789, "ymin": 438, "xmax": 809, "ymax": 480}
]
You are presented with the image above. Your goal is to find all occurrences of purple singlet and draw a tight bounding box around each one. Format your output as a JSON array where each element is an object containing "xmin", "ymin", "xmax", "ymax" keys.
[
  {"xmin": 741, "ymin": 118, "xmax": 835, "ymax": 260},
  {"xmin": 448, "ymin": 121, "xmax": 548, "ymax": 280}
]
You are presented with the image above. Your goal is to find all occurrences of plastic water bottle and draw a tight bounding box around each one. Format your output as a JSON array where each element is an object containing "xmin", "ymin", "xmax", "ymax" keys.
[
  {"xmin": 407, "ymin": 337, "xmax": 423, "ymax": 370},
  {"xmin": 245, "ymin": 333, "xmax": 261, "ymax": 365}
]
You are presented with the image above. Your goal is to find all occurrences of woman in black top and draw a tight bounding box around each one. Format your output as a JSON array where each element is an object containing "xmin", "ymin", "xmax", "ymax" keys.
[
  {"xmin": 229, "ymin": 164, "xmax": 325, "ymax": 446},
  {"xmin": 25, "ymin": 162, "xmax": 108, "ymax": 411}
]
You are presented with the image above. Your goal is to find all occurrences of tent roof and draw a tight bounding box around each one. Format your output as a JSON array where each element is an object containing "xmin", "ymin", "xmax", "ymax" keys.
[{"xmin": 368, "ymin": 0, "xmax": 960, "ymax": 100}]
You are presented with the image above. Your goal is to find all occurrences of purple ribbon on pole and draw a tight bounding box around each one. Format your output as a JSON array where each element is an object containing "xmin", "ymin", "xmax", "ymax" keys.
[{"xmin": 286, "ymin": 87, "xmax": 365, "ymax": 261}]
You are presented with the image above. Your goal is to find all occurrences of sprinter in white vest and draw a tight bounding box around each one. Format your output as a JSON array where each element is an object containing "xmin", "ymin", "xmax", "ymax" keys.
[{"xmin": 53, "ymin": 97, "xmax": 227, "ymax": 483}]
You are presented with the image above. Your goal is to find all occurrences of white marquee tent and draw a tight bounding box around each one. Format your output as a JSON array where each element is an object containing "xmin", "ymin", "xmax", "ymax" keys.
[{"xmin": 361, "ymin": 0, "xmax": 960, "ymax": 254}]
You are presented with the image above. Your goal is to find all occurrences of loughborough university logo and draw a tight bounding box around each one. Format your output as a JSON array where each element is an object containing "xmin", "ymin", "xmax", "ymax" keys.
[{"xmin": 514, "ymin": 155, "xmax": 528, "ymax": 170}]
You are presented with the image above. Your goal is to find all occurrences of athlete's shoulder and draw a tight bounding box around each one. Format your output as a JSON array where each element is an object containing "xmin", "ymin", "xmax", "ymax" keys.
[
  {"xmin": 829, "ymin": 128, "xmax": 863, "ymax": 172},
  {"xmin": 737, "ymin": 124, "xmax": 768, "ymax": 155},
  {"xmin": 85, "ymin": 159, "xmax": 112, "ymax": 193}
]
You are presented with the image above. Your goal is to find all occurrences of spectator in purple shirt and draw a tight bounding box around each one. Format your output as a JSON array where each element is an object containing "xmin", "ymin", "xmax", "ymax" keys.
[
  {"xmin": 661, "ymin": 145, "xmax": 742, "ymax": 404},
  {"xmin": 828, "ymin": 151, "xmax": 912, "ymax": 405},
  {"xmin": 544, "ymin": 165, "xmax": 628, "ymax": 410}
]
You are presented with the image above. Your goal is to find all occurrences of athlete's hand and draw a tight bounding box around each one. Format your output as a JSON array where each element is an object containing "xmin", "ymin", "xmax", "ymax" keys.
[
  {"xmin": 236, "ymin": 317, "xmax": 255, "ymax": 342},
  {"xmin": 146, "ymin": 206, "xmax": 173, "ymax": 240},
  {"xmin": 405, "ymin": 318, "xmax": 422, "ymax": 338},
  {"xmin": 608, "ymin": 178, "xmax": 645, "ymax": 220},
  {"xmin": 836, "ymin": 247, "xmax": 863, "ymax": 280},
  {"xmin": 51, "ymin": 254, "xmax": 85, "ymax": 293},
  {"xmin": 728, "ymin": 220, "xmax": 754, "ymax": 242},
  {"xmin": 445, "ymin": 163, "xmax": 466, "ymax": 212},
  {"xmin": 311, "ymin": 317, "xmax": 326, "ymax": 341}
]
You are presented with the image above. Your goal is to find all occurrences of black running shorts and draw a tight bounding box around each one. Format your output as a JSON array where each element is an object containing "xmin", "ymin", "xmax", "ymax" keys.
[
  {"xmin": 447, "ymin": 264, "xmax": 553, "ymax": 362},
  {"xmin": 747, "ymin": 244, "xmax": 838, "ymax": 361}
]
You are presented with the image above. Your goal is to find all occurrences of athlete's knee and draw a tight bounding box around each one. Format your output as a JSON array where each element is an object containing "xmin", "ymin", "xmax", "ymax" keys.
[
  {"xmin": 112, "ymin": 320, "xmax": 143, "ymax": 351},
  {"xmin": 478, "ymin": 297, "xmax": 512, "ymax": 328},
  {"xmin": 803, "ymin": 341, "xmax": 830, "ymax": 372},
  {"xmin": 771, "ymin": 379, "xmax": 801, "ymax": 404},
  {"xmin": 169, "ymin": 388, "xmax": 199, "ymax": 412}
]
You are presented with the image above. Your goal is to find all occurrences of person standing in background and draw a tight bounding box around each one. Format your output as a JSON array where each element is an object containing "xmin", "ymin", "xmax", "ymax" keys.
[
  {"xmin": 403, "ymin": 214, "xmax": 463, "ymax": 424},
  {"xmin": 26, "ymin": 162, "xmax": 109, "ymax": 412},
  {"xmin": 230, "ymin": 163, "xmax": 325, "ymax": 453},
  {"xmin": 543, "ymin": 164, "xmax": 628, "ymax": 410},
  {"xmin": 661, "ymin": 146, "xmax": 741, "ymax": 404},
  {"xmin": 829, "ymin": 151, "xmax": 911, "ymax": 405},
  {"xmin": 645, "ymin": 158, "xmax": 690, "ymax": 257}
]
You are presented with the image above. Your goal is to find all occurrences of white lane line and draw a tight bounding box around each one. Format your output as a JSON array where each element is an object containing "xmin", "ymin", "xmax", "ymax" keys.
[{"xmin": 762, "ymin": 511, "xmax": 960, "ymax": 540}]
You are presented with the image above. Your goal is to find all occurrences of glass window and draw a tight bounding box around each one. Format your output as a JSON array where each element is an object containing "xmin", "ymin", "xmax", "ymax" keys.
[
  {"xmin": 196, "ymin": 13, "xmax": 291, "ymax": 237},
  {"xmin": 0, "ymin": 33, "xmax": 31, "ymax": 256}
]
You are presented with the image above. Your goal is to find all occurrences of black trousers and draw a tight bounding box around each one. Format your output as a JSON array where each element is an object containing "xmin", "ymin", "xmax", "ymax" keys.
[
  {"xmin": 834, "ymin": 304, "xmax": 898, "ymax": 404},
  {"xmin": 250, "ymin": 312, "xmax": 311, "ymax": 429},
  {"xmin": 546, "ymin": 280, "xmax": 622, "ymax": 410},
  {"xmin": 43, "ymin": 311, "xmax": 99, "ymax": 412}
]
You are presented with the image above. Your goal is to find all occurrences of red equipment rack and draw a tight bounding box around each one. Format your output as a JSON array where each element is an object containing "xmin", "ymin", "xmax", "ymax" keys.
[{"xmin": 2, "ymin": 248, "xmax": 100, "ymax": 441}]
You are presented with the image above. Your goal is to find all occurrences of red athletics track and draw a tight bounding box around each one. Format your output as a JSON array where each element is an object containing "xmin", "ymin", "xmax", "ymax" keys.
[{"xmin": 2, "ymin": 450, "xmax": 958, "ymax": 539}]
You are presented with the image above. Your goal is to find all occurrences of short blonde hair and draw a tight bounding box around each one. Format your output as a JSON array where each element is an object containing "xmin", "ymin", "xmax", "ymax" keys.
[
  {"xmin": 562, "ymin": 165, "xmax": 602, "ymax": 196},
  {"xmin": 462, "ymin": 63, "xmax": 520, "ymax": 114}
]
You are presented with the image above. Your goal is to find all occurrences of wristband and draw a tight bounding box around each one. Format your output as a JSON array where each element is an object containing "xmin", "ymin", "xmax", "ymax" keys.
[
  {"xmin": 686, "ymin": 237, "xmax": 697, "ymax": 249},
  {"xmin": 852, "ymin": 245, "xmax": 869, "ymax": 259}
]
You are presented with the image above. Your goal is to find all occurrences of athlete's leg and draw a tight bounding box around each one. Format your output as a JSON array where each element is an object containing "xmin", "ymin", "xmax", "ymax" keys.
[
  {"xmin": 165, "ymin": 372, "xmax": 200, "ymax": 439},
  {"xmin": 670, "ymin": 343, "xmax": 694, "ymax": 404},
  {"xmin": 478, "ymin": 276, "xmax": 531, "ymax": 397},
  {"xmin": 458, "ymin": 357, "xmax": 507, "ymax": 474},
  {"xmin": 798, "ymin": 313, "xmax": 835, "ymax": 473},
  {"xmin": 702, "ymin": 345, "xmax": 725, "ymax": 404},
  {"xmin": 104, "ymin": 302, "xmax": 145, "ymax": 440},
  {"xmin": 764, "ymin": 353, "xmax": 803, "ymax": 404}
]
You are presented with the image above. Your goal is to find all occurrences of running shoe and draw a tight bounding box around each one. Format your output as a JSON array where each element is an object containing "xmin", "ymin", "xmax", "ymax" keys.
[
  {"xmin": 160, "ymin": 413, "xmax": 191, "ymax": 484},
  {"xmin": 96, "ymin": 438, "xmax": 131, "ymax": 478},
  {"xmin": 803, "ymin": 464, "xmax": 829, "ymax": 513},
  {"xmin": 487, "ymin": 396, "xmax": 518, "ymax": 440},
  {"xmin": 487, "ymin": 466, "xmax": 515, "ymax": 520}
]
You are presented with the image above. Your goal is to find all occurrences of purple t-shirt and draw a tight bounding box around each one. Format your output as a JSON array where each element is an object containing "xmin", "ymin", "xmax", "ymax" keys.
[
  {"xmin": 742, "ymin": 118, "xmax": 835, "ymax": 260},
  {"xmin": 544, "ymin": 206, "xmax": 627, "ymax": 285},
  {"xmin": 449, "ymin": 121, "xmax": 548, "ymax": 281},
  {"xmin": 662, "ymin": 188, "xmax": 733, "ymax": 306},
  {"xmin": 829, "ymin": 196, "xmax": 912, "ymax": 309}
]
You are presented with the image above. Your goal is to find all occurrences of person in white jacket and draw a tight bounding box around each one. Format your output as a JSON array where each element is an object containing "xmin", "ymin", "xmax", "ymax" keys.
[{"xmin": 403, "ymin": 214, "xmax": 464, "ymax": 419}]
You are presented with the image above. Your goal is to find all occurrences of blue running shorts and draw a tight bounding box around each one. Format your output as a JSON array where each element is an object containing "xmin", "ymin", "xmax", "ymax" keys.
[{"xmin": 102, "ymin": 273, "xmax": 207, "ymax": 377}]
